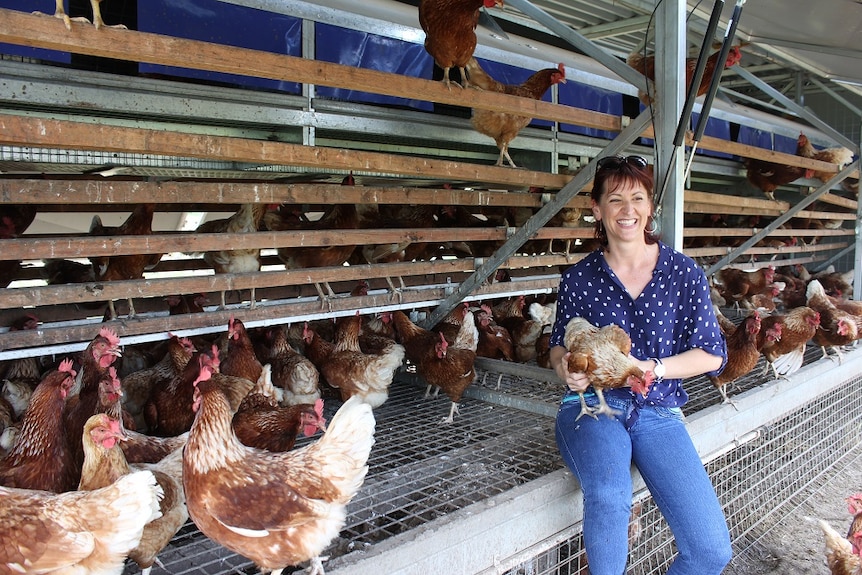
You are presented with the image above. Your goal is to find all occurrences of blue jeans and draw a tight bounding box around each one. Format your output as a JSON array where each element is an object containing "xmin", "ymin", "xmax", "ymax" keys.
[{"xmin": 555, "ymin": 393, "xmax": 732, "ymax": 575}]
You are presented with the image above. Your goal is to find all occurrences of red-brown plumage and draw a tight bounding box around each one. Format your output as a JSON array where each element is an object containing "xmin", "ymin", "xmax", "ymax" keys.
[
  {"xmin": 392, "ymin": 310, "xmax": 442, "ymax": 365},
  {"xmin": 183, "ymin": 356, "xmax": 375, "ymax": 575},
  {"xmin": 120, "ymin": 429, "xmax": 188, "ymax": 465},
  {"xmin": 144, "ymin": 346, "xmax": 253, "ymax": 437},
  {"xmin": 563, "ymin": 317, "xmax": 654, "ymax": 419},
  {"xmin": 465, "ymin": 57, "xmax": 566, "ymax": 167},
  {"xmin": 64, "ymin": 327, "xmax": 123, "ymax": 476},
  {"xmin": 627, "ymin": 46, "xmax": 742, "ymax": 106},
  {"xmin": 393, "ymin": 310, "xmax": 477, "ymax": 423},
  {"xmin": 819, "ymin": 517, "xmax": 862, "ymax": 575},
  {"xmin": 196, "ymin": 203, "xmax": 270, "ymax": 308},
  {"xmin": 122, "ymin": 334, "xmax": 196, "ymax": 432},
  {"xmin": 758, "ymin": 307, "xmax": 821, "ymax": 378},
  {"xmin": 709, "ymin": 312, "xmax": 761, "ymax": 403},
  {"xmin": 0, "ymin": 469, "xmax": 162, "ymax": 574},
  {"xmin": 79, "ymin": 413, "xmax": 187, "ymax": 575},
  {"xmin": 807, "ymin": 280, "xmax": 861, "ymax": 359},
  {"xmin": 475, "ymin": 304, "xmax": 515, "ymax": 361},
  {"xmin": 273, "ymin": 177, "xmax": 360, "ymax": 270},
  {"xmin": 714, "ymin": 265, "xmax": 776, "ymax": 310},
  {"xmin": 0, "ymin": 314, "xmax": 42, "ymax": 392},
  {"xmin": 491, "ymin": 295, "xmax": 543, "ymax": 362},
  {"xmin": 745, "ymin": 134, "xmax": 813, "ymax": 201},
  {"xmin": 319, "ymin": 314, "xmax": 405, "ymax": 408},
  {"xmin": 797, "ymin": 134, "xmax": 855, "ymax": 183},
  {"xmin": 89, "ymin": 203, "xmax": 161, "ymax": 318},
  {"xmin": 267, "ymin": 325, "xmax": 321, "ymax": 406},
  {"xmin": 233, "ymin": 396, "xmax": 326, "ymax": 452},
  {"xmin": 0, "ymin": 359, "xmax": 78, "ymax": 492},
  {"xmin": 143, "ymin": 348, "xmax": 210, "ymax": 437},
  {"xmin": 220, "ymin": 316, "xmax": 263, "ymax": 385},
  {"xmin": 301, "ymin": 322, "xmax": 339, "ymax": 397},
  {"xmin": 419, "ymin": 0, "xmax": 503, "ymax": 88}
]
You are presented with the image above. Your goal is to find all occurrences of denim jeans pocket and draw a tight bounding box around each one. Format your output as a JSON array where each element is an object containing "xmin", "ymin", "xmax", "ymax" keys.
[{"xmin": 653, "ymin": 405, "xmax": 685, "ymax": 422}]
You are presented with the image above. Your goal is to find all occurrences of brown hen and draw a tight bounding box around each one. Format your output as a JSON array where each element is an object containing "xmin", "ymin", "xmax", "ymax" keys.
[
  {"xmin": 183, "ymin": 356, "xmax": 375, "ymax": 575},
  {"xmin": 79, "ymin": 413, "xmax": 187, "ymax": 575},
  {"xmin": 627, "ymin": 45, "xmax": 742, "ymax": 106},
  {"xmin": 0, "ymin": 359, "xmax": 78, "ymax": 492},
  {"xmin": 563, "ymin": 317, "xmax": 654, "ymax": 420},
  {"xmin": 465, "ymin": 57, "xmax": 566, "ymax": 167},
  {"xmin": 89, "ymin": 204, "xmax": 161, "ymax": 318},
  {"xmin": 419, "ymin": 0, "xmax": 504, "ymax": 89}
]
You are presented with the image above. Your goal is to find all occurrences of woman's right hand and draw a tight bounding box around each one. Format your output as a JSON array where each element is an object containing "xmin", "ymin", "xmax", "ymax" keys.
[{"xmin": 557, "ymin": 352, "xmax": 591, "ymax": 394}]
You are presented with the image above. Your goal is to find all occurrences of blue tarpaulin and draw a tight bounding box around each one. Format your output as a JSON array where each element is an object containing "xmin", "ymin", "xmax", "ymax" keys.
[
  {"xmin": 559, "ymin": 81, "xmax": 622, "ymax": 140},
  {"xmin": 138, "ymin": 0, "xmax": 301, "ymax": 94},
  {"xmin": 737, "ymin": 125, "xmax": 773, "ymax": 149},
  {"xmin": 0, "ymin": 1, "xmax": 72, "ymax": 63},
  {"xmin": 316, "ymin": 24, "xmax": 433, "ymax": 111},
  {"xmin": 693, "ymin": 112, "xmax": 732, "ymax": 159}
]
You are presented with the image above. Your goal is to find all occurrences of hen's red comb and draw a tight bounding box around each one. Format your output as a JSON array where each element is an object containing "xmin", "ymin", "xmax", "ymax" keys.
[
  {"xmin": 99, "ymin": 327, "xmax": 120, "ymax": 347},
  {"xmin": 58, "ymin": 357, "xmax": 76, "ymax": 374}
]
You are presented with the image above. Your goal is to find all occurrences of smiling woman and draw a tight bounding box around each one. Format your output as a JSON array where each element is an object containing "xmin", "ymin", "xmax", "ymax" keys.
[{"xmin": 547, "ymin": 153, "xmax": 731, "ymax": 575}]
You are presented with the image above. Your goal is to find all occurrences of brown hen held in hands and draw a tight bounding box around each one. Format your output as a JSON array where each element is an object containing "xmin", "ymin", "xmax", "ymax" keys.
[{"xmin": 563, "ymin": 317, "xmax": 653, "ymax": 420}]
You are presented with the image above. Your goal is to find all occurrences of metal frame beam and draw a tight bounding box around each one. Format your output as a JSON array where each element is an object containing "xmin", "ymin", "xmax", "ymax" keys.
[
  {"xmin": 705, "ymin": 160, "xmax": 860, "ymax": 276},
  {"xmin": 504, "ymin": 0, "xmax": 649, "ymax": 92},
  {"xmin": 420, "ymin": 108, "xmax": 655, "ymax": 328},
  {"xmin": 733, "ymin": 66, "xmax": 859, "ymax": 151}
]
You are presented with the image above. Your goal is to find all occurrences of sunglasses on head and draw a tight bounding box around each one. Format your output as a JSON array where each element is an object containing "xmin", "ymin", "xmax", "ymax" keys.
[{"xmin": 596, "ymin": 155, "xmax": 648, "ymax": 172}]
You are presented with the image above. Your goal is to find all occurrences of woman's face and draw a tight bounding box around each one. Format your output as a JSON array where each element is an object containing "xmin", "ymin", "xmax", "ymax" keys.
[{"xmin": 591, "ymin": 179, "xmax": 652, "ymax": 245}]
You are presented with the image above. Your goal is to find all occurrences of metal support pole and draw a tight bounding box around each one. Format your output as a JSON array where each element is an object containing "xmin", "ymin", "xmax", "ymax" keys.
[
  {"xmin": 654, "ymin": 0, "xmax": 686, "ymax": 249},
  {"xmin": 301, "ymin": 18, "xmax": 316, "ymax": 147},
  {"xmin": 855, "ymin": 129, "xmax": 862, "ymax": 301},
  {"xmin": 420, "ymin": 109, "xmax": 655, "ymax": 329}
]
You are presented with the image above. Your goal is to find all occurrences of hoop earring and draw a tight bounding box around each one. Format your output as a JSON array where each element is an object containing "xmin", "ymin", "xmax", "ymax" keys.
[{"xmin": 645, "ymin": 216, "xmax": 658, "ymax": 235}]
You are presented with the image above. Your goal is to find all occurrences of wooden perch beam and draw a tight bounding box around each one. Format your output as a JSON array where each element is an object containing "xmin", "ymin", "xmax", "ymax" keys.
[
  {"xmin": 0, "ymin": 179, "xmax": 592, "ymax": 208},
  {"xmin": 0, "ymin": 9, "xmax": 850, "ymax": 174},
  {"xmin": 0, "ymin": 9, "xmax": 620, "ymax": 132},
  {"xmin": 0, "ymin": 114, "xmax": 571, "ymax": 190}
]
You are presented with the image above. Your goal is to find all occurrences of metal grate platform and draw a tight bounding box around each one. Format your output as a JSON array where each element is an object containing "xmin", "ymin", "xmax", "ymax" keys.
[
  {"xmin": 495, "ymin": 357, "xmax": 862, "ymax": 575},
  {"xmin": 123, "ymin": 334, "xmax": 848, "ymax": 574}
]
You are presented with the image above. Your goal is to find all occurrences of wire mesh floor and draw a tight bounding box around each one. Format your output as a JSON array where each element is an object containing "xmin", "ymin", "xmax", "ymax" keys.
[{"xmin": 124, "ymin": 333, "xmax": 848, "ymax": 575}]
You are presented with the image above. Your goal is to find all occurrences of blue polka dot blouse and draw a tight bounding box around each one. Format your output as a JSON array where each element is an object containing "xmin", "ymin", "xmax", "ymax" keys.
[{"xmin": 548, "ymin": 242, "xmax": 727, "ymax": 409}]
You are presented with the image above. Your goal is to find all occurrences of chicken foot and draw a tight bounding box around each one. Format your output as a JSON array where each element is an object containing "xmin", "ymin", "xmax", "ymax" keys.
[
  {"xmin": 716, "ymin": 385, "xmax": 740, "ymax": 411},
  {"xmin": 496, "ymin": 144, "xmax": 519, "ymax": 169},
  {"xmin": 441, "ymin": 401, "xmax": 460, "ymax": 424},
  {"xmin": 575, "ymin": 388, "xmax": 621, "ymax": 420},
  {"xmin": 303, "ymin": 554, "xmax": 329, "ymax": 575},
  {"xmin": 313, "ymin": 282, "xmax": 336, "ymax": 311}
]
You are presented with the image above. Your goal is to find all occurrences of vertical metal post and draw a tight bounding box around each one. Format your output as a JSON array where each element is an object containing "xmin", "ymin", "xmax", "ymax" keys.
[
  {"xmin": 654, "ymin": 0, "xmax": 686, "ymax": 249},
  {"xmin": 855, "ymin": 129, "xmax": 862, "ymax": 301},
  {"xmin": 302, "ymin": 18, "xmax": 316, "ymax": 147}
]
